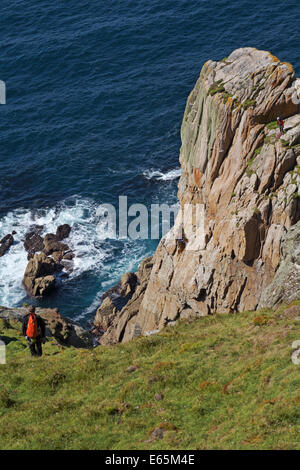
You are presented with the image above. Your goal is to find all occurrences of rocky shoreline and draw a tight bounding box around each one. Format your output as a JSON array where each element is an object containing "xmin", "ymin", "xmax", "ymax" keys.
[
  {"xmin": 1, "ymin": 47, "xmax": 300, "ymax": 348},
  {"xmin": 1, "ymin": 223, "xmax": 75, "ymax": 298}
]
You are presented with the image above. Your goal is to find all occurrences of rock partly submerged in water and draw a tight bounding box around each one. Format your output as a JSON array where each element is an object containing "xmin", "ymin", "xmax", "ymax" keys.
[
  {"xmin": 22, "ymin": 252, "xmax": 58, "ymax": 297},
  {"xmin": 0, "ymin": 306, "xmax": 93, "ymax": 348},
  {"xmin": 22, "ymin": 224, "xmax": 74, "ymax": 298},
  {"xmin": 56, "ymin": 223, "xmax": 72, "ymax": 241},
  {"xmin": 0, "ymin": 234, "xmax": 14, "ymax": 257},
  {"xmin": 24, "ymin": 229, "xmax": 44, "ymax": 260}
]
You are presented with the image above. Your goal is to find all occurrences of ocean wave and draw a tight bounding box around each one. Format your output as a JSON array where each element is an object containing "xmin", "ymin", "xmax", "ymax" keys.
[
  {"xmin": 143, "ymin": 168, "xmax": 182, "ymax": 181},
  {"xmin": 0, "ymin": 198, "xmax": 112, "ymax": 308},
  {"xmin": 73, "ymin": 243, "xmax": 153, "ymax": 322}
]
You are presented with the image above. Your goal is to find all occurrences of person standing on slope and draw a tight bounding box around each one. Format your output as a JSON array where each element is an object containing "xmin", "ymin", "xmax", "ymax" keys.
[
  {"xmin": 277, "ymin": 116, "xmax": 284, "ymax": 134},
  {"xmin": 22, "ymin": 305, "xmax": 46, "ymax": 357}
]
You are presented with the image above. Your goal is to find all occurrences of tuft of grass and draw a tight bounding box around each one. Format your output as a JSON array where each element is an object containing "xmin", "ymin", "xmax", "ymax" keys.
[
  {"xmin": 223, "ymin": 92, "xmax": 233, "ymax": 103},
  {"xmin": 241, "ymin": 99, "xmax": 256, "ymax": 109},
  {"xmin": 264, "ymin": 135, "xmax": 276, "ymax": 145},
  {"xmin": 1, "ymin": 301, "xmax": 300, "ymax": 450},
  {"xmin": 254, "ymin": 146, "xmax": 263, "ymax": 156},
  {"xmin": 266, "ymin": 121, "xmax": 277, "ymax": 130},
  {"xmin": 208, "ymin": 81, "xmax": 225, "ymax": 96}
]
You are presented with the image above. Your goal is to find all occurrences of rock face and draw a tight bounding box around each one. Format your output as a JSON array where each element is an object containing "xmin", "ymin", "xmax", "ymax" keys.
[
  {"xmin": 94, "ymin": 257, "xmax": 153, "ymax": 345},
  {"xmin": 0, "ymin": 306, "xmax": 93, "ymax": 348},
  {"xmin": 95, "ymin": 47, "xmax": 300, "ymax": 343},
  {"xmin": 258, "ymin": 220, "xmax": 300, "ymax": 308}
]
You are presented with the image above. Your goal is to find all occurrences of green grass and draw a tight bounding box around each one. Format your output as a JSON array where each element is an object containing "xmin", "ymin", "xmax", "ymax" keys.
[
  {"xmin": 266, "ymin": 121, "xmax": 277, "ymax": 130},
  {"xmin": 1, "ymin": 302, "xmax": 300, "ymax": 450},
  {"xmin": 264, "ymin": 135, "xmax": 276, "ymax": 145},
  {"xmin": 241, "ymin": 99, "xmax": 256, "ymax": 108},
  {"xmin": 223, "ymin": 92, "xmax": 233, "ymax": 104},
  {"xmin": 208, "ymin": 81, "xmax": 225, "ymax": 96},
  {"xmin": 254, "ymin": 146, "xmax": 263, "ymax": 156}
]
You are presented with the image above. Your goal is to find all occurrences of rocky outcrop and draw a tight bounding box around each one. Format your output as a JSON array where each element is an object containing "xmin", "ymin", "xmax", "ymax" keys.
[
  {"xmin": 22, "ymin": 224, "xmax": 74, "ymax": 297},
  {"xmin": 94, "ymin": 257, "xmax": 153, "ymax": 345},
  {"xmin": 95, "ymin": 47, "xmax": 300, "ymax": 343},
  {"xmin": 0, "ymin": 306, "xmax": 93, "ymax": 348},
  {"xmin": 258, "ymin": 220, "xmax": 300, "ymax": 308},
  {"xmin": 0, "ymin": 234, "xmax": 14, "ymax": 257},
  {"xmin": 23, "ymin": 252, "xmax": 58, "ymax": 297},
  {"xmin": 24, "ymin": 225, "xmax": 44, "ymax": 259},
  {"xmin": 56, "ymin": 224, "xmax": 71, "ymax": 241},
  {"xmin": 43, "ymin": 233, "xmax": 69, "ymax": 256}
]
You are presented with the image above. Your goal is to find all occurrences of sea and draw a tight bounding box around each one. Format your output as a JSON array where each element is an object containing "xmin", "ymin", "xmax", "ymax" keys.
[{"xmin": 0, "ymin": 0, "xmax": 299, "ymax": 324}]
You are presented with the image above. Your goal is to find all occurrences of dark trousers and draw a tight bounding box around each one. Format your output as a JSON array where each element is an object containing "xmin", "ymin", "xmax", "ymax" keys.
[{"xmin": 27, "ymin": 338, "xmax": 43, "ymax": 357}]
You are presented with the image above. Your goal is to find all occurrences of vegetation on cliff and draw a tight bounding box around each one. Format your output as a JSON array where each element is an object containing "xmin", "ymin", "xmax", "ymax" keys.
[{"xmin": 1, "ymin": 301, "xmax": 300, "ymax": 450}]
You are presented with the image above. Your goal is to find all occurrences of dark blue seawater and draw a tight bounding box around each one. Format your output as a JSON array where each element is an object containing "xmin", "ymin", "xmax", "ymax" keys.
[{"xmin": 0, "ymin": 0, "xmax": 299, "ymax": 323}]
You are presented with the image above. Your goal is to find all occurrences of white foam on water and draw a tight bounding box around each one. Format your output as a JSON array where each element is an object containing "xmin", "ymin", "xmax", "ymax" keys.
[
  {"xmin": 143, "ymin": 168, "xmax": 182, "ymax": 181},
  {"xmin": 0, "ymin": 198, "xmax": 112, "ymax": 307},
  {"xmin": 74, "ymin": 242, "xmax": 153, "ymax": 322}
]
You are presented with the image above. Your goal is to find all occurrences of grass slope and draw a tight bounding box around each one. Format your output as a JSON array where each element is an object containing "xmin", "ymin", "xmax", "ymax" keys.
[{"xmin": 1, "ymin": 302, "xmax": 300, "ymax": 450}]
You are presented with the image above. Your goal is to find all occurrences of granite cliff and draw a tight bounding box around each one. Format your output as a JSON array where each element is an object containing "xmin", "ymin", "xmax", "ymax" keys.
[{"xmin": 95, "ymin": 47, "xmax": 300, "ymax": 345}]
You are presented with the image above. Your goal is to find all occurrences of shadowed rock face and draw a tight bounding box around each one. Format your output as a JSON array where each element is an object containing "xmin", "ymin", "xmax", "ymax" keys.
[
  {"xmin": 95, "ymin": 47, "xmax": 300, "ymax": 344},
  {"xmin": 95, "ymin": 257, "xmax": 153, "ymax": 345}
]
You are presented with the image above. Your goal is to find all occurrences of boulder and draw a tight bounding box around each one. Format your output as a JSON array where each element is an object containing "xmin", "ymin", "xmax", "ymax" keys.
[
  {"xmin": 32, "ymin": 275, "xmax": 56, "ymax": 297},
  {"xmin": 22, "ymin": 226, "xmax": 74, "ymax": 297},
  {"xmin": 43, "ymin": 233, "xmax": 69, "ymax": 256},
  {"xmin": 0, "ymin": 234, "xmax": 14, "ymax": 257},
  {"xmin": 24, "ymin": 231, "xmax": 44, "ymax": 258},
  {"xmin": 23, "ymin": 252, "xmax": 58, "ymax": 297},
  {"xmin": 56, "ymin": 224, "xmax": 71, "ymax": 241}
]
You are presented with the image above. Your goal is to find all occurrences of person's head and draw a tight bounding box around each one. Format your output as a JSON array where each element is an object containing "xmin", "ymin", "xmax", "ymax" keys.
[
  {"xmin": 277, "ymin": 116, "xmax": 280, "ymax": 120},
  {"xmin": 28, "ymin": 305, "xmax": 36, "ymax": 314}
]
